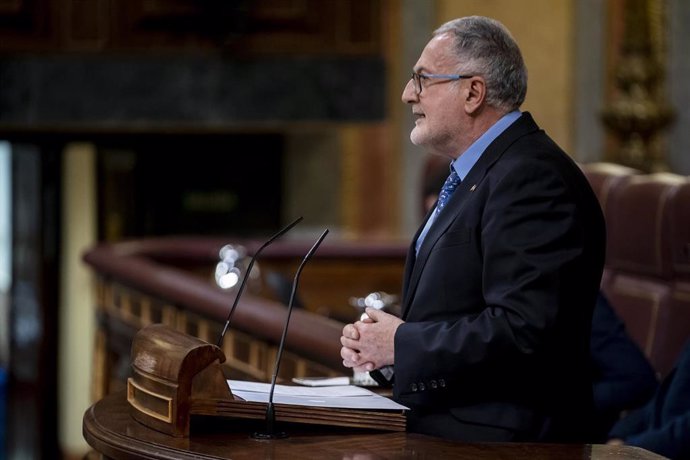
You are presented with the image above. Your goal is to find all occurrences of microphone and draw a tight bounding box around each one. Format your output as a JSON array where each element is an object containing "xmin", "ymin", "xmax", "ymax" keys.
[
  {"xmin": 216, "ymin": 216, "xmax": 303, "ymax": 347},
  {"xmin": 252, "ymin": 228, "xmax": 329, "ymax": 439}
]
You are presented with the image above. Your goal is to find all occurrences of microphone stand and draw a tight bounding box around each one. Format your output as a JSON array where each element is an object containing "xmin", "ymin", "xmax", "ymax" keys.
[
  {"xmin": 216, "ymin": 216, "xmax": 303, "ymax": 347},
  {"xmin": 252, "ymin": 228, "xmax": 329, "ymax": 440}
]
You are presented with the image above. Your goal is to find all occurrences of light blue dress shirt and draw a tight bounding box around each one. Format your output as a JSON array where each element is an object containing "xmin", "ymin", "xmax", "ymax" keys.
[{"xmin": 414, "ymin": 110, "xmax": 522, "ymax": 255}]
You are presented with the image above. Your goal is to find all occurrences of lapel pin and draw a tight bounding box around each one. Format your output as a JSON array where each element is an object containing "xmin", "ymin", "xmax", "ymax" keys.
[{"xmin": 470, "ymin": 184, "xmax": 477, "ymax": 192}]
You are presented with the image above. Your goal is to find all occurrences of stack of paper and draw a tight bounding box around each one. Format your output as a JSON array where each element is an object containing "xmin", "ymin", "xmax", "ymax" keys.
[{"xmin": 228, "ymin": 380, "xmax": 408, "ymax": 411}]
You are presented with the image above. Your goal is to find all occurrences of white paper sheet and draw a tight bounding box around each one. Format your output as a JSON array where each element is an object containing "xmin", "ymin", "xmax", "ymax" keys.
[
  {"xmin": 291, "ymin": 376, "xmax": 351, "ymax": 387},
  {"xmin": 227, "ymin": 379, "xmax": 408, "ymax": 411}
]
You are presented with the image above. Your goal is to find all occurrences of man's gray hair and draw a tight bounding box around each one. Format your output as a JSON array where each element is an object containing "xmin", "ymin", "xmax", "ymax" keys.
[{"xmin": 434, "ymin": 16, "xmax": 527, "ymax": 112}]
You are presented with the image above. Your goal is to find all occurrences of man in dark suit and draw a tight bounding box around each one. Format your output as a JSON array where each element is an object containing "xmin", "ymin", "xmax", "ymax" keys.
[{"xmin": 340, "ymin": 16, "xmax": 605, "ymax": 442}]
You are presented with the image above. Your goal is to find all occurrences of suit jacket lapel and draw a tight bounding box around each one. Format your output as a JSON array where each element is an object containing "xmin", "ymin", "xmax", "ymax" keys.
[{"xmin": 401, "ymin": 113, "xmax": 540, "ymax": 319}]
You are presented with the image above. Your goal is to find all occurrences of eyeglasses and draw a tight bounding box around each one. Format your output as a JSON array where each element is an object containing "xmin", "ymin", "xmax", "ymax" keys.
[{"xmin": 410, "ymin": 72, "xmax": 473, "ymax": 95}]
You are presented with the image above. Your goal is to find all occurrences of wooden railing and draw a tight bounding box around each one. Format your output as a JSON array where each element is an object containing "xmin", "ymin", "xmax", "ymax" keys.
[{"xmin": 83, "ymin": 237, "xmax": 407, "ymax": 400}]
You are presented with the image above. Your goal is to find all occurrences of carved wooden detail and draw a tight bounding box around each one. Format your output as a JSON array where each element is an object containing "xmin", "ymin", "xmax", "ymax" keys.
[{"xmin": 93, "ymin": 276, "xmax": 341, "ymax": 401}]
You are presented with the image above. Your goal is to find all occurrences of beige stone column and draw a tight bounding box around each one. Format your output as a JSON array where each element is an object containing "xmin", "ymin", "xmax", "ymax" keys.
[{"xmin": 59, "ymin": 143, "xmax": 97, "ymax": 457}]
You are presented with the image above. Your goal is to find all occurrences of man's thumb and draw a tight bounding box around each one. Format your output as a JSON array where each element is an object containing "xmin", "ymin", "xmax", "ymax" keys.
[{"xmin": 365, "ymin": 307, "xmax": 383, "ymax": 321}]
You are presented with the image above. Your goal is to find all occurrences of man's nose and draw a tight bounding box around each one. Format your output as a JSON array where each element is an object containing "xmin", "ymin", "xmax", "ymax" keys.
[{"xmin": 402, "ymin": 79, "xmax": 418, "ymax": 104}]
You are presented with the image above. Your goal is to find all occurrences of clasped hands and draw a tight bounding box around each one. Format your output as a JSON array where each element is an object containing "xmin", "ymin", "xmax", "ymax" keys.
[{"xmin": 340, "ymin": 307, "xmax": 404, "ymax": 372}]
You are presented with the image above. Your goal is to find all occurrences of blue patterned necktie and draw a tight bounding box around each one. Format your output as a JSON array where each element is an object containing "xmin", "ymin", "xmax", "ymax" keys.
[{"xmin": 435, "ymin": 169, "xmax": 461, "ymax": 215}]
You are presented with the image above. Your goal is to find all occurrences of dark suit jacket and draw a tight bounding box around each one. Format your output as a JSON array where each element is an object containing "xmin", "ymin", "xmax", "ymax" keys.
[
  {"xmin": 392, "ymin": 112, "xmax": 606, "ymax": 442},
  {"xmin": 609, "ymin": 340, "xmax": 690, "ymax": 459},
  {"xmin": 590, "ymin": 293, "xmax": 658, "ymax": 441}
]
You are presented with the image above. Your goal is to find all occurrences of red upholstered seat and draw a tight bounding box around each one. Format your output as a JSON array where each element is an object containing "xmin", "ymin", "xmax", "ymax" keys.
[
  {"xmin": 670, "ymin": 181, "xmax": 690, "ymax": 280},
  {"xmin": 601, "ymin": 173, "xmax": 686, "ymax": 378},
  {"xmin": 605, "ymin": 174, "xmax": 680, "ymax": 279},
  {"xmin": 658, "ymin": 181, "xmax": 690, "ymax": 377}
]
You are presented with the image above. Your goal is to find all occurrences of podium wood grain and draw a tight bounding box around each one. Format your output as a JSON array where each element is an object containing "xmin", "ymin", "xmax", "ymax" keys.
[{"xmin": 83, "ymin": 391, "xmax": 667, "ymax": 460}]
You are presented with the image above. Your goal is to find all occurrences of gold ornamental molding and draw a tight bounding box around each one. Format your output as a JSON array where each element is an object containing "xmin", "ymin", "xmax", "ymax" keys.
[{"xmin": 602, "ymin": 0, "xmax": 675, "ymax": 172}]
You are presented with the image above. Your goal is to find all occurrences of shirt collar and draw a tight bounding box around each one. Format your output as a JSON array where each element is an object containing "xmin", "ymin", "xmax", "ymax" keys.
[{"xmin": 451, "ymin": 110, "xmax": 522, "ymax": 180}]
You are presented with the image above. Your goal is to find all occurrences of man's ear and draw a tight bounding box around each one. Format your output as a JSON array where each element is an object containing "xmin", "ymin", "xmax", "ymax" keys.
[{"xmin": 464, "ymin": 77, "xmax": 487, "ymax": 115}]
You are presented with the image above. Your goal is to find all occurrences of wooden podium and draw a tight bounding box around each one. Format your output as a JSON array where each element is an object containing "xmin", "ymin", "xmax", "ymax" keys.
[
  {"xmin": 126, "ymin": 324, "xmax": 234, "ymax": 437},
  {"xmin": 84, "ymin": 390, "xmax": 667, "ymax": 460},
  {"xmin": 83, "ymin": 324, "xmax": 666, "ymax": 459},
  {"xmin": 126, "ymin": 324, "xmax": 405, "ymax": 437}
]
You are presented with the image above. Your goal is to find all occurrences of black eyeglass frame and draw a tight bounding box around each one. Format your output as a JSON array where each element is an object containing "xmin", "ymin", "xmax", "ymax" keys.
[{"xmin": 410, "ymin": 72, "xmax": 473, "ymax": 94}]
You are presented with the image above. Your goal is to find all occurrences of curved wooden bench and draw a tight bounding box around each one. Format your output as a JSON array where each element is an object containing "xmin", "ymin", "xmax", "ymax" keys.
[{"xmin": 83, "ymin": 237, "xmax": 407, "ymax": 399}]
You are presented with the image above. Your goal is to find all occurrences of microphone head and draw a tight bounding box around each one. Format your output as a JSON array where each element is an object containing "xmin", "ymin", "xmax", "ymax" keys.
[{"xmin": 216, "ymin": 217, "xmax": 304, "ymax": 347}]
